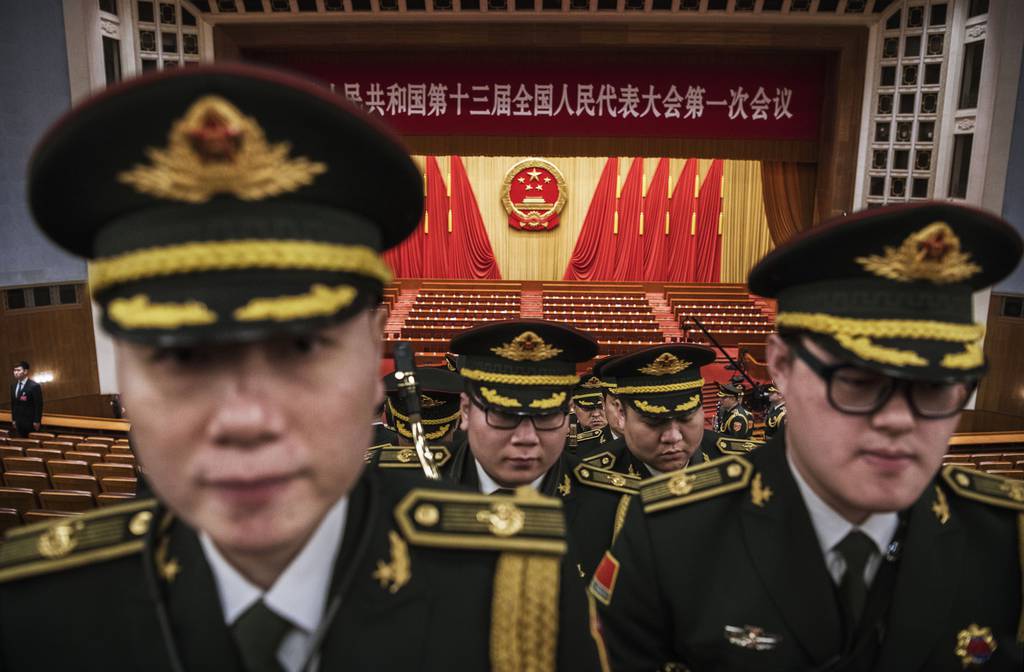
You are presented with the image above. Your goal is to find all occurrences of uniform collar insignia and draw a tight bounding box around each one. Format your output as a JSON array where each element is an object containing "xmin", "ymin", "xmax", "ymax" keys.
[
  {"xmin": 855, "ymin": 221, "xmax": 982, "ymax": 284},
  {"xmin": 724, "ymin": 625, "xmax": 781, "ymax": 651},
  {"xmin": 750, "ymin": 473, "xmax": 773, "ymax": 508},
  {"xmin": 638, "ymin": 352, "xmax": 691, "ymax": 376},
  {"xmin": 490, "ymin": 330, "xmax": 563, "ymax": 361},
  {"xmin": 931, "ymin": 485, "xmax": 950, "ymax": 525},
  {"xmin": 373, "ymin": 530, "xmax": 411, "ymax": 594}
]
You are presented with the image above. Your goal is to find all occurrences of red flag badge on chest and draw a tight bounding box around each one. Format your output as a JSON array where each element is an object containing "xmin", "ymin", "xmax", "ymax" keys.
[{"xmin": 589, "ymin": 551, "xmax": 621, "ymax": 605}]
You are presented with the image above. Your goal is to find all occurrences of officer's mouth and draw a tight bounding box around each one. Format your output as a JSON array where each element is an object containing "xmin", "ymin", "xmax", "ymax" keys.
[{"xmin": 204, "ymin": 474, "xmax": 298, "ymax": 505}]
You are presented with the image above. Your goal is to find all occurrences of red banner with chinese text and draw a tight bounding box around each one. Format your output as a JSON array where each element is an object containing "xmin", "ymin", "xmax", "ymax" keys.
[{"xmin": 249, "ymin": 51, "xmax": 825, "ymax": 141}]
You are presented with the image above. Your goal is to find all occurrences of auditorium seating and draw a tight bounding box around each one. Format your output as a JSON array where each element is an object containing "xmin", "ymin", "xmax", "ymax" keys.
[{"xmin": 0, "ymin": 428, "xmax": 139, "ymax": 531}]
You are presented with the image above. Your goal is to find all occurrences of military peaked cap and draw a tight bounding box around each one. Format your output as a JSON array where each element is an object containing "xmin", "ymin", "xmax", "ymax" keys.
[
  {"xmin": 748, "ymin": 202, "xmax": 1021, "ymax": 381},
  {"xmin": 29, "ymin": 63, "xmax": 422, "ymax": 345},
  {"xmin": 450, "ymin": 320, "xmax": 597, "ymax": 415},
  {"xmin": 603, "ymin": 344, "xmax": 715, "ymax": 419}
]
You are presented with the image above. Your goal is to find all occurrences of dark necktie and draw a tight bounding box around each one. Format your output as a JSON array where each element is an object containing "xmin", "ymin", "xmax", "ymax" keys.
[
  {"xmin": 232, "ymin": 599, "xmax": 292, "ymax": 672},
  {"xmin": 835, "ymin": 530, "xmax": 877, "ymax": 633},
  {"xmin": 15, "ymin": 382, "xmax": 22, "ymax": 397},
  {"xmin": 492, "ymin": 488, "xmax": 515, "ymax": 496}
]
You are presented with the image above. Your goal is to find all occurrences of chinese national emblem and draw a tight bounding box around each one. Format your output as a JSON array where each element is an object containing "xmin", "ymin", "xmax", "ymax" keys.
[{"xmin": 501, "ymin": 158, "xmax": 567, "ymax": 231}]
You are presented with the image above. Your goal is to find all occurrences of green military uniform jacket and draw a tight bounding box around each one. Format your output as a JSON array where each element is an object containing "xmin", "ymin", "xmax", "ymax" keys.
[
  {"xmin": 593, "ymin": 435, "xmax": 1023, "ymax": 671},
  {"xmin": 0, "ymin": 470, "xmax": 603, "ymax": 671},
  {"xmin": 444, "ymin": 440, "xmax": 637, "ymax": 580},
  {"xmin": 586, "ymin": 432, "xmax": 721, "ymax": 479}
]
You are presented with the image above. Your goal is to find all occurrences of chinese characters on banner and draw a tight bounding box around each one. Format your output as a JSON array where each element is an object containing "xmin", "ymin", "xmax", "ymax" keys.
[{"xmin": 253, "ymin": 54, "xmax": 825, "ymax": 140}]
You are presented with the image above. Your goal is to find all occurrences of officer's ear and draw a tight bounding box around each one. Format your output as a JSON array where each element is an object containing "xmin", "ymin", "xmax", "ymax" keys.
[
  {"xmin": 459, "ymin": 392, "xmax": 472, "ymax": 431},
  {"xmin": 765, "ymin": 334, "xmax": 796, "ymax": 399}
]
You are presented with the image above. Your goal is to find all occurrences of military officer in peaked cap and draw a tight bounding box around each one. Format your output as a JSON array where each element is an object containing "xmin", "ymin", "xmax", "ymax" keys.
[
  {"xmin": 715, "ymin": 378, "xmax": 756, "ymax": 440},
  {"xmin": 594, "ymin": 202, "xmax": 1023, "ymax": 671},
  {"xmin": 445, "ymin": 320, "xmax": 642, "ymax": 579},
  {"xmin": 594, "ymin": 344, "xmax": 723, "ymax": 480},
  {"xmin": 0, "ymin": 64, "xmax": 602, "ymax": 672},
  {"xmin": 366, "ymin": 366, "xmax": 463, "ymax": 470},
  {"xmin": 764, "ymin": 384, "xmax": 787, "ymax": 439},
  {"xmin": 574, "ymin": 358, "xmax": 626, "ymax": 470}
]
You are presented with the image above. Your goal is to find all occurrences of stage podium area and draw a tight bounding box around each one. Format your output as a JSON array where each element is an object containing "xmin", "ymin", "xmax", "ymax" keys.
[
  {"xmin": 0, "ymin": 418, "xmax": 137, "ymax": 536},
  {"xmin": 383, "ymin": 279, "xmax": 777, "ymax": 366}
]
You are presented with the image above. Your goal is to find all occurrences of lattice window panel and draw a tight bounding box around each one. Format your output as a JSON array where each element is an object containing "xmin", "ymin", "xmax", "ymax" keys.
[
  {"xmin": 135, "ymin": 1, "xmax": 202, "ymax": 72},
  {"xmin": 864, "ymin": 0, "xmax": 953, "ymax": 207}
]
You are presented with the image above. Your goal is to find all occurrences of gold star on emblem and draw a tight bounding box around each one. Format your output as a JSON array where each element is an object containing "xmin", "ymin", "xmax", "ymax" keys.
[{"xmin": 526, "ymin": 168, "xmax": 543, "ymax": 181}]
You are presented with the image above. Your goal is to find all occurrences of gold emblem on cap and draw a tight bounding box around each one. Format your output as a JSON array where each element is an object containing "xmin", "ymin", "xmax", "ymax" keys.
[
  {"xmin": 420, "ymin": 394, "xmax": 445, "ymax": 409},
  {"xmin": 118, "ymin": 95, "xmax": 327, "ymax": 203},
  {"xmin": 638, "ymin": 353, "xmax": 691, "ymax": 376},
  {"xmin": 490, "ymin": 331, "xmax": 563, "ymax": 362},
  {"xmin": 37, "ymin": 520, "xmax": 84, "ymax": 559},
  {"xmin": 855, "ymin": 222, "xmax": 982, "ymax": 284},
  {"xmin": 477, "ymin": 501, "xmax": 526, "ymax": 537},
  {"xmin": 582, "ymin": 376, "xmax": 603, "ymax": 389}
]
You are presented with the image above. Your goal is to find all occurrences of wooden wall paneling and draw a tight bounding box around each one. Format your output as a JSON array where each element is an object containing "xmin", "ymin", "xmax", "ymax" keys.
[
  {"xmin": 0, "ymin": 300, "xmax": 101, "ymax": 410},
  {"xmin": 975, "ymin": 294, "xmax": 1024, "ymax": 420}
]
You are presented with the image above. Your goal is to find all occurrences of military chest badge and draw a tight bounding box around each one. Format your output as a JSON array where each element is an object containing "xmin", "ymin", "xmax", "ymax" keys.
[
  {"xmin": 955, "ymin": 624, "xmax": 997, "ymax": 667},
  {"xmin": 501, "ymin": 158, "xmax": 567, "ymax": 231}
]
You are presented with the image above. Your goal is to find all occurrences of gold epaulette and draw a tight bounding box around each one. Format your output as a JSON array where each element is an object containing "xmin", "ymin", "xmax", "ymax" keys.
[
  {"xmin": 580, "ymin": 450, "xmax": 617, "ymax": 469},
  {"xmin": 576, "ymin": 427, "xmax": 603, "ymax": 444},
  {"xmin": 364, "ymin": 442, "xmax": 389, "ymax": 464},
  {"xmin": 573, "ymin": 463, "xmax": 641, "ymax": 495},
  {"xmin": 640, "ymin": 456, "xmax": 753, "ymax": 514},
  {"xmin": 394, "ymin": 487, "xmax": 567, "ymax": 555},
  {"xmin": 942, "ymin": 465, "xmax": 1024, "ymax": 511},
  {"xmin": 0, "ymin": 498, "xmax": 157, "ymax": 583},
  {"xmin": 715, "ymin": 437, "xmax": 765, "ymax": 455},
  {"xmin": 372, "ymin": 444, "xmax": 453, "ymax": 469}
]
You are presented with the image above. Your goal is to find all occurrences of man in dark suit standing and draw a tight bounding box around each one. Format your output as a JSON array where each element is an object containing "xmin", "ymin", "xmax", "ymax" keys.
[{"xmin": 9, "ymin": 361, "xmax": 42, "ymax": 437}]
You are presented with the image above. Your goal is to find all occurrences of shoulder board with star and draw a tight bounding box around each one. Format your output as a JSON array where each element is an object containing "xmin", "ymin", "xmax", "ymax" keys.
[
  {"xmin": 941, "ymin": 465, "xmax": 1024, "ymax": 511},
  {"xmin": 572, "ymin": 463, "xmax": 641, "ymax": 495},
  {"xmin": 0, "ymin": 498, "xmax": 157, "ymax": 584},
  {"xmin": 640, "ymin": 456, "xmax": 754, "ymax": 514},
  {"xmin": 575, "ymin": 427, "xmax": 604, "ymax": 444},
  {"xmin": 394, "ymin": 488, "xmax": 567, "ymax": 555},
  {"xmin": 580, "ymin": 450, "xmax": 617, "ymax": 469},
  {"xmin": 373, "ymin": 444, "xmax": 452, "ymax": 469},
  {"xmin": 715, "ymin": 437, "xmax": 765, "ymax": 455}
]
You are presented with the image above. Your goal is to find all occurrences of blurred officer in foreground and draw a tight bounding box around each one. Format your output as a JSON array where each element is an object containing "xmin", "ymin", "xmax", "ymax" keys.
[
  {"xmin": 0, "ymin": 64, "xmax": 601, "ymax": 672},
  {"xmin": 594, "ymin": 203, "xmax": 1023, "ymax": 671}
]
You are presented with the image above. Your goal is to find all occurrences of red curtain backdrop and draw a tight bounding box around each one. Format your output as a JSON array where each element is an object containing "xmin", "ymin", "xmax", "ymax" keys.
[
  {"xmin": 449, "ymin": 155, "xmax": 502, "ymax": 279},
  {"xmin": 562, "ymin": 158, "xmax": 620, "ymax": 281},
  {"xmin": 642, "ymin": 159, "xmax": 671, "ymax": 281},
  {"xmin": 612, "ymin": 158, "xmax": 645, "ymax": 281},
  {"xmin": 694, "ymin": 159, "xmax": 724, "ymax": 282},
  {"xmin": 666, "ymin": 159, "xmax": 700, "ymax": 282},
  {"xmin": 385, "ymin": 156, "xmax": 501, "ymax": 279}
]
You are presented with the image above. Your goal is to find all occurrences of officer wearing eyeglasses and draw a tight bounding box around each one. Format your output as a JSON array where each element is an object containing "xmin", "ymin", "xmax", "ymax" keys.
[
  {"xmin": 444, "ymin": 320, "xmax": 643, "ymax": 578},
  {"xmin": 593, "ymin": 203, "xmax": 1023, "ymax": 671}
]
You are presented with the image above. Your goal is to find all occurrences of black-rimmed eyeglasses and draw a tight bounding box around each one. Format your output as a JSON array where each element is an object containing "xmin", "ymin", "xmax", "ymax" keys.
[
  {"xmin": 790, "ymin": 343, "xmax": 974, "ymax": 419},
  {"xmin": 469, "ymin": 396, "xmax": 567, "ymax": 431}
]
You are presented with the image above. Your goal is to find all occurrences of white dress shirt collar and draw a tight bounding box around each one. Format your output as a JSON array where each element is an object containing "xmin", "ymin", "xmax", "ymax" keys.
[
  {"xmin": 200, "ymin": 495, "xmax": 348, "ymax": 669},
  {"xmin": 474, "ymin": 458, "xmax": 545, "ymax": 494},
  {"xmin": 786, "ymin": 451, "xmax": 899, "ymax": 585}
]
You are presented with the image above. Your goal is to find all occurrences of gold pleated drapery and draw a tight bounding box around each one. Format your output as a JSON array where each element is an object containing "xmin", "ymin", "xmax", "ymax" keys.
[{"xmin": 412, "ymin": 155, "xmax": 774, "ymax": 282}]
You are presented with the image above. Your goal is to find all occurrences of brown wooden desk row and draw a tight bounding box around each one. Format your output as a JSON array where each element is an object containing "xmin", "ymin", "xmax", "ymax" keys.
[
  {"xmin": 2, "ymin": 473, "xmax": 137, "ymax": 496},
  {"xmin": 1, "ymin": 457, "xmax": 135, "ymax": 480}
]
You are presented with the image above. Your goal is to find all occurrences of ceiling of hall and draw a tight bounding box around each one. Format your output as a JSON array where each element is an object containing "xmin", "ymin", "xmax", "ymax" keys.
[{"xmin": 183, "ymin": 0, "xmax": 899, "ymax": 24}]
